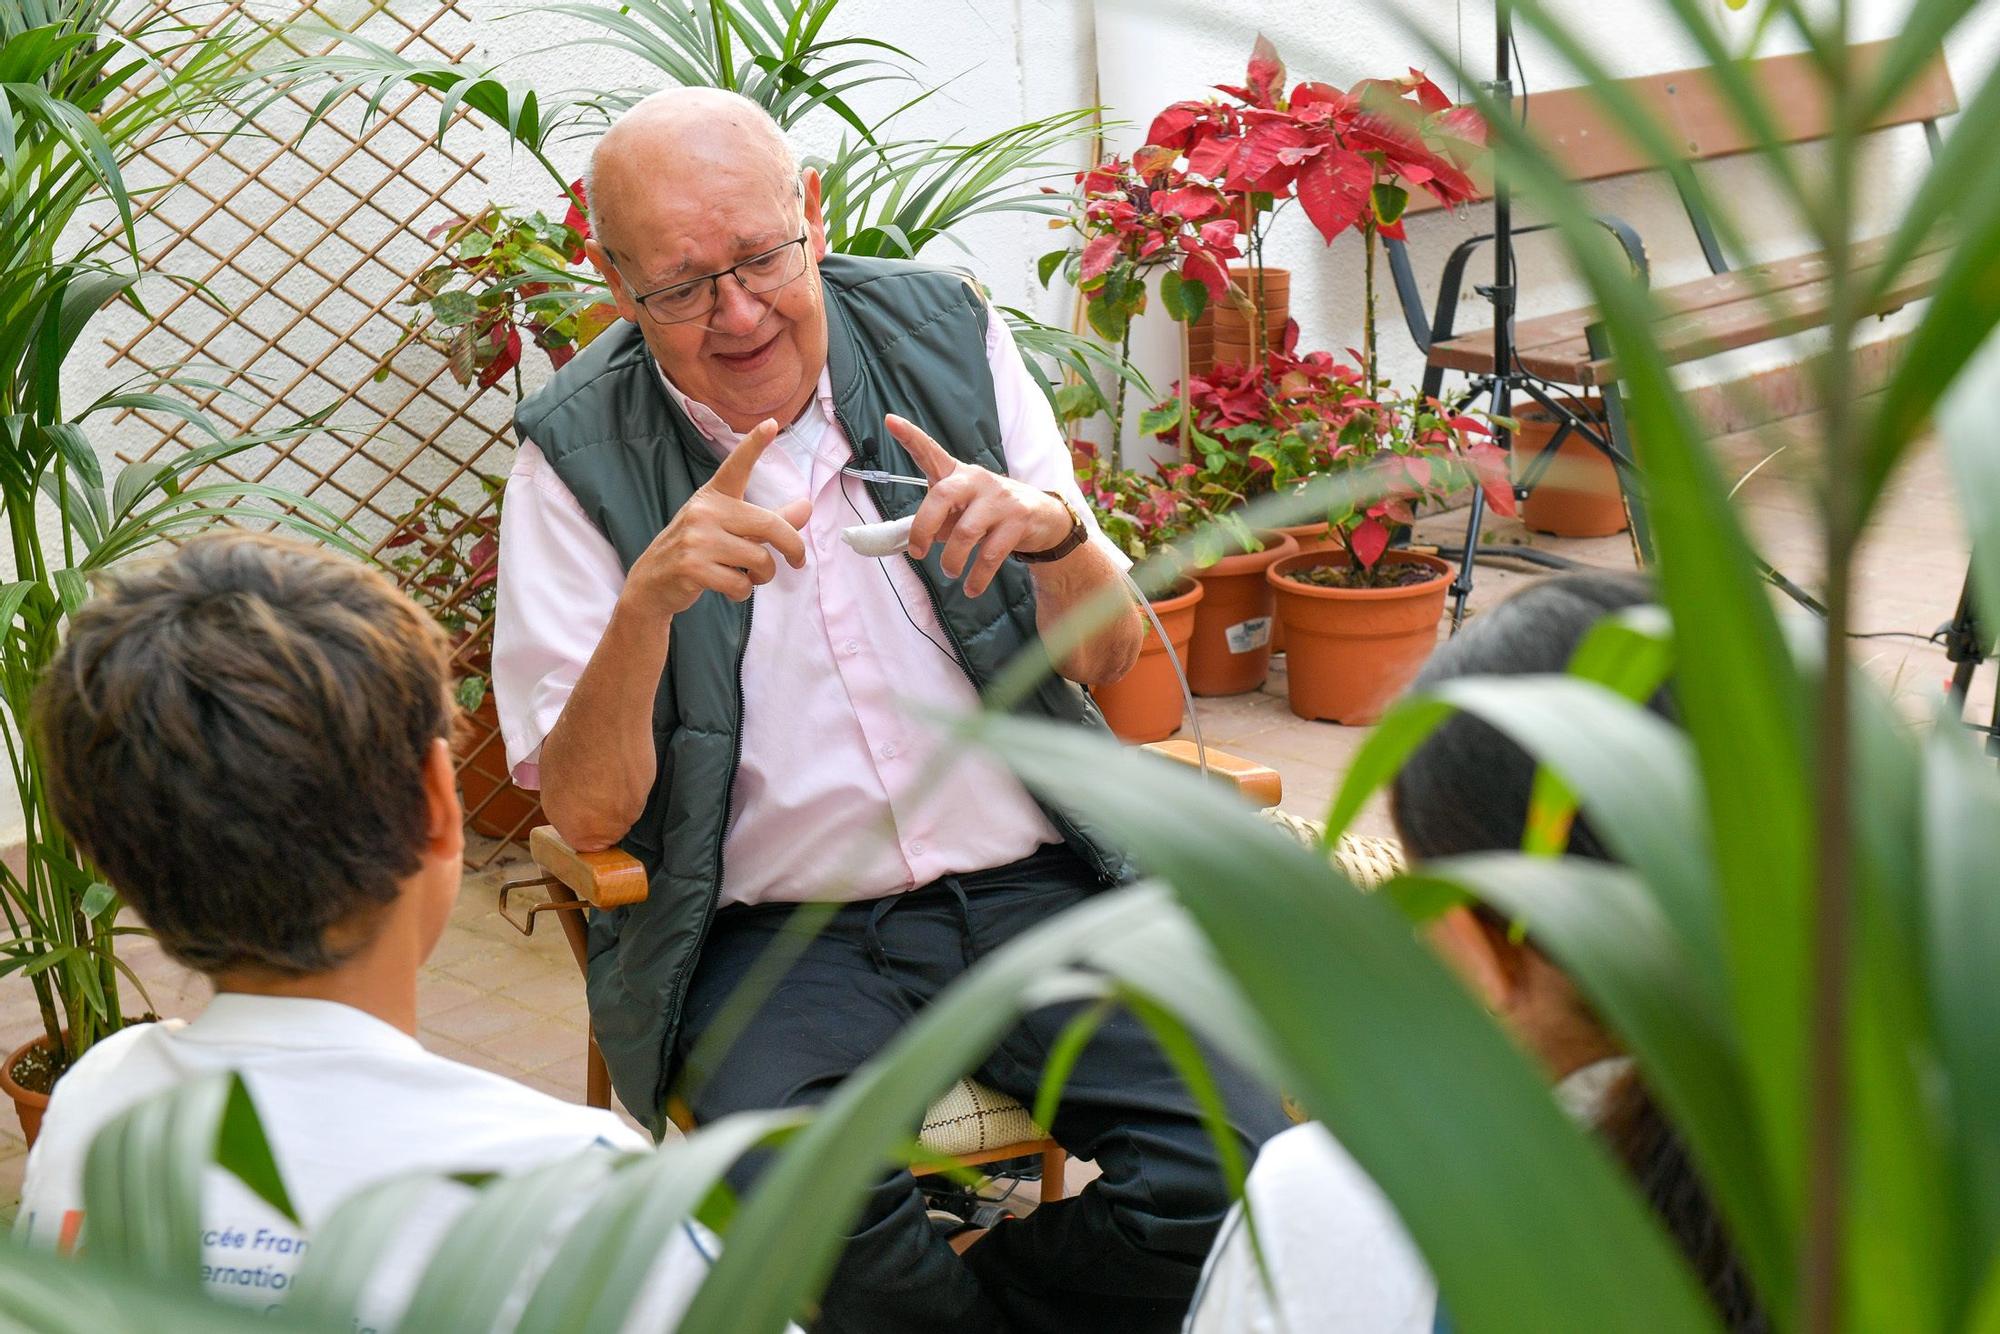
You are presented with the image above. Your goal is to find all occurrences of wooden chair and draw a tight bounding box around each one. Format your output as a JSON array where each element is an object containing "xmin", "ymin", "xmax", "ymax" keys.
[
  {"xmin": 1385, "ymin": 38, "xmax": 1958, "ymax": 568},
  {"xmin": 497, "ymin": 741, "xmax": 1292, "ymax": 1204}
]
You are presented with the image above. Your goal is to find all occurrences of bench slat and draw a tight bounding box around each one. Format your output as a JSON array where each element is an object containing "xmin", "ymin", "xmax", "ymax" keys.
[
  {"xmin": 1404, "ymin": 39, "xmax": 1956, "ymax": 216},
  {"xmin": 1429, "ymin": 234, "xmax": 1944, "ymax": 384}
]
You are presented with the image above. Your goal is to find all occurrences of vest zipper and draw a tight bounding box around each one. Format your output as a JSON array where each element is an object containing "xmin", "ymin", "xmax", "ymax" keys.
[
  {"xmin": 661, "ymin": 588, "xmax": 753, "ymax": 1122},
  {"xmin": 835, "ymin": 403, "xmax": 1120, "ymax": 885}
]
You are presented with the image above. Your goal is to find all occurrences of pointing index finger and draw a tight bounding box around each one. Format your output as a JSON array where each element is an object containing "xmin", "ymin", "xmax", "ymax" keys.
[
  {"xmin": 885, "ymin": 413, "xmax": 956, "ymax": 483},
  {"xmin": 708, "ymin": 419, "xmax": 781, "ymax": 499}
]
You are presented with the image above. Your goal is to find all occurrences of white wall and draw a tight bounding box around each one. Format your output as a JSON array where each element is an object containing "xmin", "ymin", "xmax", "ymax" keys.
[{"xmin": 6, "ymin": 0, "xmax": 1996, "ymax": 847}]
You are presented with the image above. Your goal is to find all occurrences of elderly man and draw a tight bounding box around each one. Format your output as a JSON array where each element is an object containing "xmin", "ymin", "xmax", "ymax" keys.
[{"xmin": 492, "ymin": 88, "xmax": 1283, "ymax": 1332}]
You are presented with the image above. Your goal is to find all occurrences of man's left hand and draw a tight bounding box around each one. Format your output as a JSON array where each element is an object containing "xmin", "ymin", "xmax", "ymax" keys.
[{"xmin": 889, "ymin": 413, "xmax": 1074, "ymax": 599}]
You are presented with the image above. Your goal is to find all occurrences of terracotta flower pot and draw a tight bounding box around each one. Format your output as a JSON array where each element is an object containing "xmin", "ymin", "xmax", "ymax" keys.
[
  {"xmin": 1268, "ymin": 522, "xmax": 1343, "ymax": 654},
  {"xmin": 7, "ymin": 1020, "xmax": 161, "ymax": 1146},
  {"xmin": 1091, "ymin": 579, "xmax": 1204, "ymax": 743},
  {"xmin": 1269, "ymin": 549, "xmax": 1453, "ymax": 725},
  {"xmin": 1187, "ymin": 532, "xmax": 1298, "ymax": 696},
  {"xmin": 1515, "ymin": 396, "xmax": 1629, "ymax": 539},
  {"xmin": 1207, "ymin": 265, "xmax": 1290, "ymax": 368},
  {"xmin": 455, "ymin": 694, "xmax": 543, "ymax": 841},
  {"xmin": 3, "ymin": 1032, "xmax": 54, "ymax": 1146}
]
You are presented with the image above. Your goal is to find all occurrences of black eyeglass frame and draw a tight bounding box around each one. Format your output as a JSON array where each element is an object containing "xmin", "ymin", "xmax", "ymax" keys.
[{"xmin": 622, "ymin": 234, "xmax": 811, "ymax": 324}]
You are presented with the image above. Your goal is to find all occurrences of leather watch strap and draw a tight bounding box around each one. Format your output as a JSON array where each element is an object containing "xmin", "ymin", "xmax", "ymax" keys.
[{"xmin": 1015, "ymin": 492, "xmax": 1089, "ymax": 564}]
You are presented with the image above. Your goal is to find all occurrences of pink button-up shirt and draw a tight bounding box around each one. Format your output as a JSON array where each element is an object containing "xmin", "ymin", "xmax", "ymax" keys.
[{"xmin": 492, "ymin": 309, "xmax": 1126, "ymax": 907}]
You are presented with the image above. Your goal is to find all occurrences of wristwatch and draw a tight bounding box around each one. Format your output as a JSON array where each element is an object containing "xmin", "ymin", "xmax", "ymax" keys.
[{"xmin": 1015, "ymin": 492, "xmax": 1089, "ymax": 564}]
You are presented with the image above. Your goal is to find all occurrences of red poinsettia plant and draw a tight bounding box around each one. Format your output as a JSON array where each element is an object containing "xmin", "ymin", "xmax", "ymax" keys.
[
  {"xmin": 1140, "ymin": 36, "xmax": 1487, "ymax": 385},
  {"xmin": 392, "ymin": 181, "xmax": 615, "ymax": 395},
  {"xmin": 1072, "ymin": 439, "xmax": 1207, "ymax": 564},
  {"xmin": 1142, "ymin": 328, "xmax": 1514, "ymax": 587},
  {"xmin": 1047, "ymin": 37, "xmax": 1487, "ymax": 474}
]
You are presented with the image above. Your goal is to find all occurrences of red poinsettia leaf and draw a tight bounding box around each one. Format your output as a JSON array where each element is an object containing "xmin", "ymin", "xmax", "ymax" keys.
[
  {"xmin": 1383, "ymin": 497, "xmax": 1418, "ymax": 525},
  {"xmin": 1197, "ymin": 218, "xmax": 1241, "ymax": 251},
  {"xmin": 1350, "ymin": 516, "xmax": 1391, "ymax": 568},
  {"xmin": 1435, "ymin": 104, "xmax": 1489, "ymax": 149},
  {"xmin": 1080, "ymin": 233, "xmax": 1122, "ymax": 280},
  {"xmin": 1247, "ymin": 33, "xmax": 1286, "ymax": 108},
  {"xmin": 1153, "ymin": 186, "xmax": 1222, "ymax": 220},
  {"xmin": 1468, "ymin": 441, "xmax": 1517, "ymax": 517},
  {"xmin": 1180, "ymin": 250, "xmax": 1231, "ymax": 302},
  {"xmin": 1228, "ymin": 119, "xmax": 1309, "ymax": 191},
  {"xmin": 1185, "ymin": 134, "xmax": 1235, "ymax": 181},
  {"xmin": 1138, "ymin": 231, "xmax": 1167, "ymax": 258},
  {"xmin": 478, "ymin": 326, "xmax": 523, "ymax": 390},
  {"xmin": 1290, "ymin": 80, "xmax": 1347, "ymax": 119},
  {"xmin": 1132, "ymin": 144, "xmax": 1181, "ymax": 178},
  {"xmin": 1146, "ymin": 102, "xmax": 1204, "ymax": 150},
  {"xmin": 546, "ymin": 342, "xmax": 576, "ymax": 370},
  {"xmin": 1280, "ymin": 317, "xmax": 1300, "ymax": 355},
  {"xmin": 1408, "ymin": 69, "xmax": 1452, "ymax": 114},
  {"xmin": 1297, "ymin": 148, "xmax": 1371, "ymax": 243},
  {"xmin": 1379, "ymin": 217, "xmax": 1408, "ymax": 242}
]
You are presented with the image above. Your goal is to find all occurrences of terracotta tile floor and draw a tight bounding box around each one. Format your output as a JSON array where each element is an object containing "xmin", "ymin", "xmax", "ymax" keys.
[{"xmin": 2, "ymin": 410, "xmax": 1982, "ymax": 1222}]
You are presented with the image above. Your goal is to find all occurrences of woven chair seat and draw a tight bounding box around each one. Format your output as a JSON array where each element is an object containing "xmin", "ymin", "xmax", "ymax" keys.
[
  {"xmin": 1259, "ymin": 808, "xmax": 1407, "ymax": 889},
  {"xmin": 910, "ymin": 817, "xmax": 1402, "ymax": 1157},
  {"xmin": 919, "ymin": 1078, "xmax": 1046, "ymax": 1157}
]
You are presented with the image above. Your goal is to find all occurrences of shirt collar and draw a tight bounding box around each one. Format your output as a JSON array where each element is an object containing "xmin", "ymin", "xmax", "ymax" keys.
[
  {"xmin": 650, "ymin": 357, "xmax": 837, "ymax": 455},
  {"xmin": 184, "ymin": 992, "xmax": 425, "ymax": 1055},
  {"xmin": 1555, "ymin": 1054, "xmax": 1635, "ymax": 1123}
]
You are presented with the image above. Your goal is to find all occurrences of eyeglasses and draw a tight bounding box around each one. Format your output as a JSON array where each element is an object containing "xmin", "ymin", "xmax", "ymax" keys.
[{"xmin": 624, "ymin": 236, "xmax": 810, "ymax": 325}]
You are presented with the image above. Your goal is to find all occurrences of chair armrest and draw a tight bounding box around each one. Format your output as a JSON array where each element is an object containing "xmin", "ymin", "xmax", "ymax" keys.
[
  {"xmin": 1141, "ymin": 740, "xmax": 1282, "ymax": 808},
  {"xmin": 528, "ymin": 826, "xmax": 651, "ymax": 909}
]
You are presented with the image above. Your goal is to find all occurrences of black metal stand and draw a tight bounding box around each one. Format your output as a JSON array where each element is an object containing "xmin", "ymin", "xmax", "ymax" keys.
[
  {"xmin": 1942, "ymin": 566, "xmax": 2000, "ymax": 755},
  {"xmin": 1442, "ymin": 2, "xmax": 1638, "ymax": 630}
]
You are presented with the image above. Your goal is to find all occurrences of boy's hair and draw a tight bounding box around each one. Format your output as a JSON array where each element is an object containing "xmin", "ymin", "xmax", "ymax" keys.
[
  {"xmin": 34, "ymin": 532, "xmax": 454, "ymax": 977},
  {"xmin": 1389, "ymin": 572, "xmax": 1665, "ymax": 864}
]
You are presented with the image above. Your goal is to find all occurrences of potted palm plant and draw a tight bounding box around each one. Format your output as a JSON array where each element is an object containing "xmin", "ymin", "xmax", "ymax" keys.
[{"xmin": 0, "ymin": 1, "xmax": 353, "ymax": 1141}]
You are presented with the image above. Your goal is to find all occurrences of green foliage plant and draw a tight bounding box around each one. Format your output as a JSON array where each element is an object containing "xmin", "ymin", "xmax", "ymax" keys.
[
  {"xmin": 20, "ymin": 7, "xmax": 2000, "ymax": 1334},
  {"xmin": 0, "ymin": 0, "xmax": 355, "ymax": 1077}
]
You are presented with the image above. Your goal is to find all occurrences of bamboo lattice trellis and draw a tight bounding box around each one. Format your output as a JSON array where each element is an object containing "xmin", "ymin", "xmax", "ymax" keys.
[{"xmin": 107, "ymin": 0, "xmax": 542, "ymax": 866}]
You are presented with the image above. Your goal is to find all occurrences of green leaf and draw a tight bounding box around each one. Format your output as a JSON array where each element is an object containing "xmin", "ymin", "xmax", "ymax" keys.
[
  {"xmin": 394, "ymin": 1151, "xmax": 624, "ymax": 1332},
  {"xmin": 937, "ymin": 714, "xmax": 1721, "ymax": 1333},
  {"xmin": 1036, "ymin": 246, "xmax": 1067, "ymax": 288},
  {"xmin": 1370, "ymin": 182, "xmax": 1409, "ymax": 227},
  {"xmin": 1084, "ymin": 292, "xmax": 1129, "ymax": 342},
  {"xmin": 1159, "ymin": 268, "xmax": 1185, "ymax": 322},
  {"xmin": 430, "ymin": 289, "xmax": 478, "ymax": 326},
  {"xmin": 1137, "ymin": 400, "xmax": 1183, "ymax": 437},
  {"xmin": 1179, "ymin": 278, "xmax": 1207, "ymax": 326},
  {"xmin": 1921, "ymin": 717, "xmax": 2000, "ymax": 1256},
  {"xmin": 80, "ymin": 882, "xmax": 117, "ymax": 920}
]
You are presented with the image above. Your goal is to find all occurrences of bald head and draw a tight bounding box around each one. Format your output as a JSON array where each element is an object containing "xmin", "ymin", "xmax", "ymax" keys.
[{"xmin": 585, "ymin": 88, "xmax": 800, "ymax": 260}]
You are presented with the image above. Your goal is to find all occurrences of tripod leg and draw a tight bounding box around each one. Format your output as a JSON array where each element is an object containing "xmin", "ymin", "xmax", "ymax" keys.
[
  {"xmin": 1450, "ymin": 482, "xmax": 1488, "ymax": 632},
  {"xmin": 1585, "ymin": 327, "xmax": 1652, "ymax": 565}
]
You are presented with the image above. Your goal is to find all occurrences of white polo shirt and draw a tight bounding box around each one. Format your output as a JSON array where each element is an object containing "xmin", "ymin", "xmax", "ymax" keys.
[
  {"xmin": 14, "ymin": 993, "xmax": 725, "ymax": 1329},
  {"xmin": 1183, "ymin": 1058, "xmax": 1635, "ymax": 1334}
]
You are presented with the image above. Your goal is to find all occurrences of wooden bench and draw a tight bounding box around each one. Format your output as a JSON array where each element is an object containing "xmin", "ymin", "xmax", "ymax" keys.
[
  {"xmin": 497, "ymin": 741, "xmax": 1400, "ymax": 1201},
  {"xmin": 1386, "ymin": 38, "xmax": 1958, "ymax": 569}
]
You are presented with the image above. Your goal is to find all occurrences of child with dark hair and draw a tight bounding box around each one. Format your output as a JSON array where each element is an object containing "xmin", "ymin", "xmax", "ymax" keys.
[
  {"xmin": 1186, "ymin": 573, "xmax": 1766, "ymax": 1334},
  {"xmin": 15, "ymin": 533, "xmax": 728, "ymax": 1326}
]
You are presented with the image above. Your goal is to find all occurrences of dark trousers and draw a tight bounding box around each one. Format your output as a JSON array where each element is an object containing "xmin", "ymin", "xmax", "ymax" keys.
[{"xmin": 673, "ymin": 844, "xmax": 1289, "ymax": 1334}]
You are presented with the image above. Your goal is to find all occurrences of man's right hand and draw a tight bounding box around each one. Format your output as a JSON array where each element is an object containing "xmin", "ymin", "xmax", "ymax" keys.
[{"xmin": 625, "ymin": 419, "xmax": 814, "ymax": 617}]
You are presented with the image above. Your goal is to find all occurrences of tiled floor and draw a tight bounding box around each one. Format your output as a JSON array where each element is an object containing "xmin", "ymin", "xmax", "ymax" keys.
[{"xmin": 2, "ymin": 408, "xmax": 1981, "ymax": 1219}]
